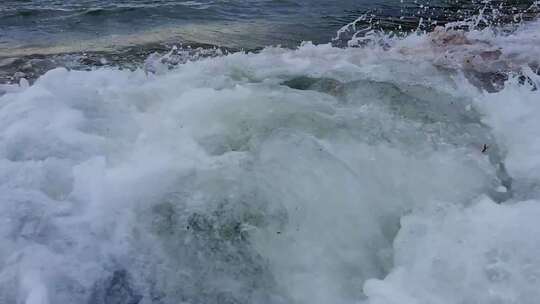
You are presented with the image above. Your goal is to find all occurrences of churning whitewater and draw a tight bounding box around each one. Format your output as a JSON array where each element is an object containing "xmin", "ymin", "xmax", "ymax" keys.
[{"xmin": 1, "ymin": 11, "xmax": 540, "ymax": 304}]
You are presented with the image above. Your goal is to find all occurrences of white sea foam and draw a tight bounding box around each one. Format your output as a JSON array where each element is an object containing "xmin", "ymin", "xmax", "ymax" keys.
[{"xmin": 0, "ymin": 15, "xmax": 539, "ymax": 304}]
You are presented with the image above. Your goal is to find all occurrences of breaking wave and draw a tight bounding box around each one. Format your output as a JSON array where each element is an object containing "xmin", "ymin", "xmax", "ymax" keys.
[{"xmin": 1, "ymin": 3, "xmax": 540, "ymax": 304}]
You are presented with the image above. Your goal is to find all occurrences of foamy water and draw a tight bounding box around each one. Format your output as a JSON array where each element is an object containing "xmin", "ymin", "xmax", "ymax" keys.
[{"xmin": 1, "ymin": 11, "xmax": 540, "ymax": 304}]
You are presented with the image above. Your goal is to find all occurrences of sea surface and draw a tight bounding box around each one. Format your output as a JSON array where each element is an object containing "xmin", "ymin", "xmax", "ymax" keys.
[
  {"xmin": 0, "ymin": 0, "xmax": 487, "ymax": 50},
  {"xmin": 0, "ymin": 0, "xmax": 534, "ymax": 81},
  {"xmin": 0, "ymin": 1, "xmax": 540, "ymax": 304}
]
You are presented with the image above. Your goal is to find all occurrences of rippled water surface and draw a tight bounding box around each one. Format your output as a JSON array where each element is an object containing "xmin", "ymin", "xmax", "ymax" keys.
[{"xmin": 1, "ymin": 0, "xmax": 531, "ymax": 51}]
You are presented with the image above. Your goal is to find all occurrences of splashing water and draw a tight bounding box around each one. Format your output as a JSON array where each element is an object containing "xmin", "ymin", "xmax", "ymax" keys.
[{"xmin": 1, "ymin": 2, "xmax": 540, "ymax": 304}]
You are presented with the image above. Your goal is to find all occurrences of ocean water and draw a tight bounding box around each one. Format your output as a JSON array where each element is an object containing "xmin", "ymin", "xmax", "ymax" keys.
[
  {"xmin": 0, "ymin": 0, "xmax": 487, "ymax": 51},
  {"xmin": 0, "ymin": 0, "xmax": 535, "ymax": 81},
  {"xmin": 1, "ymin": 1, "xmax": 540, "ymax": 304}
]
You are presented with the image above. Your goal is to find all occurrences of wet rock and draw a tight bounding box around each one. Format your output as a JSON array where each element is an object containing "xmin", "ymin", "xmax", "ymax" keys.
[
  {"xmin": 430, "ymin": 27, "xmax": 471, "ymax": 46},
  {"xmin": 464, "ymin": 70, "xmax": 508, "ymax": 93},
  {"xmin": 480, "ymin": 49, "xmax": 502, "ymax": 61}
]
